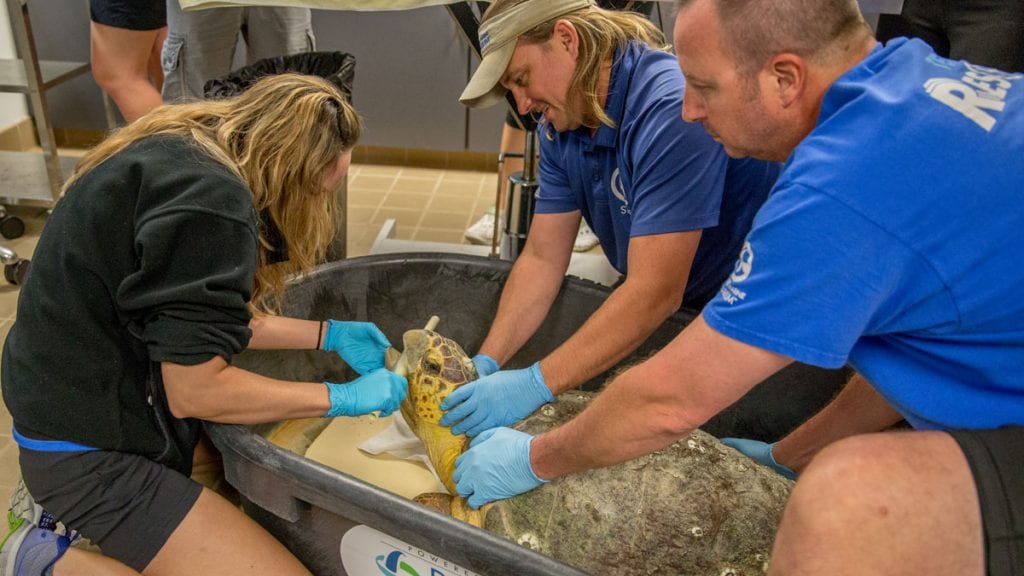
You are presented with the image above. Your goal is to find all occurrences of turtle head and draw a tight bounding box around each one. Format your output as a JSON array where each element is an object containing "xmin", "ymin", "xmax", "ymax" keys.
[
  {"xmin": 388, "ymin": 329, "xmax": 478, "ymax": 427},
  {"xmin": 388, "ymin": 329, "xmax": 478, "ymax": 495}
]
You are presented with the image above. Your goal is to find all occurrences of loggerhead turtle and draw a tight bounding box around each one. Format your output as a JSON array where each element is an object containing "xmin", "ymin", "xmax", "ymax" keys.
[{"xmin": 387, "ymin": 326, "xmax": 794, "ymax": 576}]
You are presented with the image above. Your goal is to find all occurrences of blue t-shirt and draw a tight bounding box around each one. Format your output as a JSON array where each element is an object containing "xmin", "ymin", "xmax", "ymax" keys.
[
  {"xmin": 535, "ymin": 43, "xmax": 780, "ymax": 309},
  {"xmin": 704, "ymin": 38, "xmax": 1024, "ymax": 431}
]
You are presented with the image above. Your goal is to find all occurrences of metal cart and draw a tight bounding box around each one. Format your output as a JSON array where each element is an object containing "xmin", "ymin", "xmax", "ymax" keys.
[{"xmin": 0, "ymin": 0, "xmax": 94, "ymax": 283}]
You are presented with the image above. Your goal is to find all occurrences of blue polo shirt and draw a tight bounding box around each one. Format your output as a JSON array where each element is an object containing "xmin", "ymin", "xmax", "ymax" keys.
[
  {"xmin": 704, "ymin": 38, "xmax": 1024, "ymax": 430},
  {"xmin": 535, "ymin": 43, "xmax": 780, "ymax": 310}
]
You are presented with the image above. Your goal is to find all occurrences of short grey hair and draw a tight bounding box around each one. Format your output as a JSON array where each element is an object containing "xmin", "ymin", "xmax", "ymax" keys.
[{"xmin": 677, "ymin": 0, "xmax": 870, "ymax": 73}]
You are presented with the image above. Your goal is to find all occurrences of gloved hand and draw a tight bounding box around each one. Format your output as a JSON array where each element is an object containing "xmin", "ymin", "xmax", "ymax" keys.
[
  {"xmin": 720, "ymin": 438, "xmax": 797, "ymax": 480},
  {"xmin": 324, "ymin": 368, "xmax": 408, "ymax": 418},
  {"xmin": 472, "ymin": 354, "xmax": 500, "ymax": 378},
  {"xmin": 439, "ymin": 362, "xmax": 554, "ymax": 437},
  {"xmin": 322, "ymin": 320, "xmax": 390, "ymax": 375},
  {"xmin": 453, "ymin": 427, "xmax": 548, "ymax": 509}
]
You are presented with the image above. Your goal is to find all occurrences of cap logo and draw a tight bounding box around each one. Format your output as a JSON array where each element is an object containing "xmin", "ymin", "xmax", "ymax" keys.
[{"xmin": 480, "ymin": 30, "xmax": 492, "ymax": 53}]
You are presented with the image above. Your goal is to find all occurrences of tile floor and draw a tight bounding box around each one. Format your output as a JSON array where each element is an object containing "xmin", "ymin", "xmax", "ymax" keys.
[{"xmin": 0, "ymin": 160, "xmax": 504, "ymax": 502}]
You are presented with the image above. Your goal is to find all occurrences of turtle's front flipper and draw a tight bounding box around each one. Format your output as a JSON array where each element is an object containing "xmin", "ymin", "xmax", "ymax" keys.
[
  {"xmin": 451, "ymin": 496, "xmax": 487, "ymax": 528},
  {"xmin": 414, "ymin": 492, "xmax": 452, "ymax": 515},
  {"xmin": 413, "ymin": 493, "xmax": 486, "ymax": 528}
]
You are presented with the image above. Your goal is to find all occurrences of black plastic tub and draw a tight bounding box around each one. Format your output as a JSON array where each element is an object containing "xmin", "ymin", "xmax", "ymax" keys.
[{"xmin": 206, "ymin": 253, "xmax": 849, "ymax": 576}]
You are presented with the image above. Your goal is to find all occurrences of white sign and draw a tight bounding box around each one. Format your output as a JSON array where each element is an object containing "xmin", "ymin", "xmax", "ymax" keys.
[{"xmin": 340, "ymin": 525, "xmax": 482, "ymax": 576}]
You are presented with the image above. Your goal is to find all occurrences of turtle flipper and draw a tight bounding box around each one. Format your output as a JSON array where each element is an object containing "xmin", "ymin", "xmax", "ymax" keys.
[
  {"xmin": 413, "ymin": 492, "xmax": 452, "ymax": 515},
  {"xmin": 413, "ymin": 493, "xmax": 485, "ymax": 528},
  {"xmin": 451, "ymin": 496, "xmax": 486, "ymax": 528}
]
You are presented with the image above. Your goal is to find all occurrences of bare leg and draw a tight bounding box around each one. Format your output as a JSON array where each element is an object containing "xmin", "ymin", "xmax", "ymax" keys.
[
  {"xmin": 769, "ymin": 431, "xmax": 984, "ymax": 575},
  {"xmin": 148, "ymin": 28, "xmax": 168, "ymax": 93},
  {"xmin": 48, "ymin": 488, "xmax": 306, "ymax": 576},
  {"xmin": 90, "ymin": 22, "xmax": 165, "ymax": 122},
  {"xmin": 53, "ymin": 548, "xmax": 140, "ymax": 576},
  {"xmin": 143, "ymin": 488, "xmax": 310, "ymax": 576}
]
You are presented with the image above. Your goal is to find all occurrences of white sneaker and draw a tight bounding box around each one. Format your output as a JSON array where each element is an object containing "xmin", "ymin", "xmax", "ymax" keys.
[
  {"xmin": 465, "ymin": 206, "xmax": 496, "ymax": 245},
  {"xmin": 9, "ymin": 481, "xmax": 47, "ymax": 529},
  {"xmin": 573, "ymin": 221, "xmax": 600, "ymax": 252}
]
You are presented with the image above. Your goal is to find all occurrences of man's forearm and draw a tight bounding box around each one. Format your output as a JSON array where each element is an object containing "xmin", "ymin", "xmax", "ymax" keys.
[
  {"xmin": 531, "ymin": 355, "xmax": 698, "ymax": 479},
  {"xmin": 773, "ymin": 372, "xmax": 904, "ymax": 472},
  {"xmin": 539, "ymin": 276, "xmax": 681, "ymax": 395},
  {"xmin": 479, "ymin": 252, "xmax": 566, "ymax": 366},
  {"xmin": 531, "ymin": 316, "xmax": 789, "ymax": 480}
]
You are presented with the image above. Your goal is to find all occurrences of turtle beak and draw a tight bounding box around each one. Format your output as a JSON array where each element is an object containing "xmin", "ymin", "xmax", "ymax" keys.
[
  {"xmin": 388, "ymin": 330, "xmax": 429, "ymax": 378},
  {"xmin": 402, "ymin": 329, "xmax": 428, "ymax": 352}
]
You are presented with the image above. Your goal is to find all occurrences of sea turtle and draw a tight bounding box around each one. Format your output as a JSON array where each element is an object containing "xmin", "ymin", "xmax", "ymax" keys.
[{"xmin": 387, "ymin": 327, "xmax": 794, "ymax": 576}]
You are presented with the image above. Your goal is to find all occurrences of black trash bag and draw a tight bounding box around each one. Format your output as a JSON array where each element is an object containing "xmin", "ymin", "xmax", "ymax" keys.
[{"xmin": 203, "ymin": 51, "xmax": 356, "ymax": 102}]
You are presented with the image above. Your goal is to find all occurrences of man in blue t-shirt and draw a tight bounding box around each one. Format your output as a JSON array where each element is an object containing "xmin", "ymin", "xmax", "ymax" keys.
[
  {"xmin": 440, "ymin": 0, "xmax": 779, "ymax": 439},
  {"xmin": 450, "ymin": 0, "xmax": 1024, "ymax": 574}
]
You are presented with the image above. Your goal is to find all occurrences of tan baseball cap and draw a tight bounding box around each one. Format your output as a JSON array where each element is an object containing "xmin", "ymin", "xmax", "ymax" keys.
[{"xmin": 459, "ymin": 0, "xmax": 594, "ymax": 109}]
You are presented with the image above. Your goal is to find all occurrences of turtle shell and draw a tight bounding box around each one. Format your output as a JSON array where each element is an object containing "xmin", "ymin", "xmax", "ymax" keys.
[
  {"xmin": 395, "ymin": 329, "xmax": 791, "ymax": 574},
  {"xmin": 485, "ymin": 391, "xmax": 791, "ymax": 575}
]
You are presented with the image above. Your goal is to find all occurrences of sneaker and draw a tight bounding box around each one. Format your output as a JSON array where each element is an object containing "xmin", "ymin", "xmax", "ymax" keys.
[
  {"xmin": 464, "ymin": 206, "xmax": 496, "ymax": 245},
  {"xmin": 9, "ymin": 481, "xmax": 54, "ymax": 532},
  {"xmin": 1, "ymin": 511, "xmax": 71, "ymax": 576},
  {"xmin": 573, "ymin": 221, "xmax": 600, "ymax": 252}
]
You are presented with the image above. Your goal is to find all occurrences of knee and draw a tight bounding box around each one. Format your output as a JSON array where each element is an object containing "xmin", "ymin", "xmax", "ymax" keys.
[
  {"xmin": 90, "ymin": 58, "xmax": 128, "ymax": 92},
  {"xmin": 773, "ymin": 436, "xmax": 888, "ymax": 553},
  {"xmin": 91, "ymin": 55, "xmax": 147, "ymax": 93}
]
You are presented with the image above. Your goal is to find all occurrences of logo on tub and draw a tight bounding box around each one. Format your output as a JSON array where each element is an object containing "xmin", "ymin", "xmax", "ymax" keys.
[
  {"xmin": 377, "ymin": 551, "xmax": 419, "ymax": 576},
  {"xmin": 341, "ymin": 525, "xmax": 481, "ymax": 576}
]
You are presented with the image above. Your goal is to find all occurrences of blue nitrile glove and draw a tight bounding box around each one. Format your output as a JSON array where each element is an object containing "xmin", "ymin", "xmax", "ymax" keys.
[
  {"xmin": 453, "ymin": 427, "xmax": 548, "ymax": 509},
  {"xmin": 720, "ymin": 438, "xmax": 797, "ymax": 480},
  {"xmin": 322, "ymin": 320, "xmax": 390, "ymax": 375},
  {"xmin": 324, "ymin": 368, "xmax": 408, "ymax": 418},
  {"xmin": 472, "ymin": 354, "xmax": 500, "ymax": 378},
  {"xmin": 439, "ymin": 362, "xmax": 554, "ymax": 437}
]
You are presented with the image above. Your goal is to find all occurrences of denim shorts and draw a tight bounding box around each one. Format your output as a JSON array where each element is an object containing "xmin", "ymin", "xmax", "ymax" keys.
[
  {"xmin": 951, "ymin": 425, "xmax": 1024, "ymax": 576},
  {"xmin": 18, "ymin": 447, "xmax": 202, "ymax": 571}
]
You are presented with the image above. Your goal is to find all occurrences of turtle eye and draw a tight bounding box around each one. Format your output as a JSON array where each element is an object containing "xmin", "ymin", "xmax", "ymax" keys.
[{"xmin": 424, "ymin": 360, "xmax": 442, "ymax": 374}]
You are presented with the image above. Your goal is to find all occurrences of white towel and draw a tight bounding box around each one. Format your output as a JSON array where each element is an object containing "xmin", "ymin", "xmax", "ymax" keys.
[{"xmin": 358, "ymin": 412, "xmax": 450, "ymax": 494}]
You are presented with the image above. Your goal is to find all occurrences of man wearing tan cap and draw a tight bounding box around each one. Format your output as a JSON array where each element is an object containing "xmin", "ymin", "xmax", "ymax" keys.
[{"xmin": 441, "ymin": 0, "xmax": 780, "ymax": 438}]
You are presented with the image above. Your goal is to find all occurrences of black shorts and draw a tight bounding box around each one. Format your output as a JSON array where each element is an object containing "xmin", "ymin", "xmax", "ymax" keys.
[
  {"xmin": 950, "ymin": 426, "xmax": 1024, "ymax": 576},
  {"xmin": 90, "ymin": 0, "xmax": 166, "ymax": 31},
  {"xmin": 19, "ymin": 447, "xmax": 202, "ymax": 571}
]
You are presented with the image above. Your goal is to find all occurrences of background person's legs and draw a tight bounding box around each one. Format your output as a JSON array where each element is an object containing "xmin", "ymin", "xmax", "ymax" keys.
[
  {"xmin": 465, "ymin": 118, "xmax": 524, "ymax": 246},
  {"xmin": 939, "ymin": 0, "xmax": 1024, "ymax": 72},
  {"xmin": 465, "ymin": 118, "xmax": 600, "ymax": 252},
  {"xmin": 242, "ymin": 7, "xmax": 315, "ymax": 63},
  {"xmin": 875, "ymin": 0, "xmax": 1024, "ymax": 72},
  {"xmin": 148, "ymin": 28, "xmax": 168, "ymax": 94},
  {"xmin": 161, "ymin": 3, "xmax": 244, "ymax": 102},
  {"xmin": 89, "ymin": 23, "xmax": 165, "ymax": 122}
]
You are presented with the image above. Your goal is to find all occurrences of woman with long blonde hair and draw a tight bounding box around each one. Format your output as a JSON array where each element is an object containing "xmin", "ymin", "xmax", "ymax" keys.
[{"xmin": 0, "ymin": 73, "xmax": 406, "ymax": 576}]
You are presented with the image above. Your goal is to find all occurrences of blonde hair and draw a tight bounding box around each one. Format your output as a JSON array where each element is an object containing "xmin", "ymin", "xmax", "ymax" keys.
[
  {"xmin": 65, "ymin": 73, "xmax": 362, "ymax": 314},
  {"xmin": 482, "ymin": 0, "xmax": 668, "ymax": 129}
]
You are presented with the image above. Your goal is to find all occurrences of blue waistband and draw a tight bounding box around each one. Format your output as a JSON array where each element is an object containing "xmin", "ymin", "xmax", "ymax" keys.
[{"xmin": 12, "ymin": 427, "xmax": 98, "ymax": 452}]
